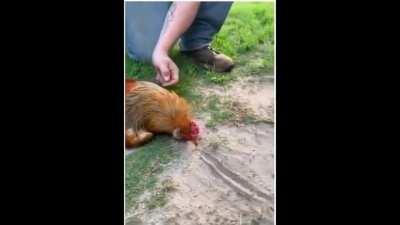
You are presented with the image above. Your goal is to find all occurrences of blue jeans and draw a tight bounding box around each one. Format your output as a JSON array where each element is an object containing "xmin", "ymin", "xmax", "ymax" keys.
[{"xmin": 126, "ymin": 2, "xmax": 233, "ymax": 61}]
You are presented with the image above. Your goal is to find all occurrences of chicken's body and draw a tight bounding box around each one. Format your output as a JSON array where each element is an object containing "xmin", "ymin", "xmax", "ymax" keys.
[{"xmin": 125, "ymin": 79, "xmax": 199, "ymax": 148}]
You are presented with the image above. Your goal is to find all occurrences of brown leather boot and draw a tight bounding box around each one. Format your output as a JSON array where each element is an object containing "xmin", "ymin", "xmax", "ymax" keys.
[{"xmin": 182, "ymin": 46, "xmax": 234, "ymax": 73}]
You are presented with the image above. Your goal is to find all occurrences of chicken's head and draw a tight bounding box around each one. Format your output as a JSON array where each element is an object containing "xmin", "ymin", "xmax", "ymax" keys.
[{"xmin": 172, "ymin": 120, "xmax": 201, "ymax": 146}]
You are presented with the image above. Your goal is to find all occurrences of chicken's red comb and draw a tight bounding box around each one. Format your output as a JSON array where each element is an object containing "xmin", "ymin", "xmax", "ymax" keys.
[{"xmin": 190, "ymin": 121, "xmax": 200, "ymax": 136}]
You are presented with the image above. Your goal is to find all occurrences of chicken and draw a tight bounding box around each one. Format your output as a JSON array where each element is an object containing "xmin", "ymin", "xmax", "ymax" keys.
[{"xmin": 125, "ymin": 78, "xmax": 200, "ymax": 149}]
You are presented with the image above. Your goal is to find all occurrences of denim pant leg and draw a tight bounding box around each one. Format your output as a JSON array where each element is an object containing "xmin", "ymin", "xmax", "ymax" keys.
[
  {"xmin": 126, "ymin": 2, "xmax": 171, "ymax": 61},
  {"xmin": 179, "ymin": 2, "xmax": 233, "ymax": 51}
]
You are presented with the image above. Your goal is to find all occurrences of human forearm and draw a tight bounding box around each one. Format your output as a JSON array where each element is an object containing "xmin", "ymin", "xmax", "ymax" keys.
[
  {"xmin": 152, "ymin": 2, "xmax": 200, "ymax": 87},
  {"xmin": 154, "ymin": 2, "xmax": 200, "ymax": 54}
]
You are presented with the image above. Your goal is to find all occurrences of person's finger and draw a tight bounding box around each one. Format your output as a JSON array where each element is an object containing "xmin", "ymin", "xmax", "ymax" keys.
[
  {"xmin": 162, "ymin": 63, "xmax": 179, "ymax": 86},
  {"xmin": 165, "ymin": 66, "xmax": 179, "ymax": 86},
  {"xmin": 154, "ymin": 73, "xmax": 162, "ymax": 85},
  {"xmin": 159, "ymin": 64, "xmax": 171, "ymax": 82}
]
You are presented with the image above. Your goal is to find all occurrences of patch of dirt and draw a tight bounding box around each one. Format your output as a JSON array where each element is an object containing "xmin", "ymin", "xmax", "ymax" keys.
[
  {"xmin": 126, "ymin": 76, "xmax": 274, "ymax": 225},
  {"xmin": 199, "ymin": 76, "xmax": 274, "ymax": 123}
]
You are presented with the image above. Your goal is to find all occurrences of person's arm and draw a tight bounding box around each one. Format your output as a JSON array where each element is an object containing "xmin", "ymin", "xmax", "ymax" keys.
[{"xmin": 152, "ymin": 2, "xmax": 200, "ymax": 86}]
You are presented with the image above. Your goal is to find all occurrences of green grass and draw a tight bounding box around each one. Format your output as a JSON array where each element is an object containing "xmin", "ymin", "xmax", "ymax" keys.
[
  {"xmin": 125, "ymin": 136, "xmax": 179, "ymax": 210},
  {"xmin": 145, "ymin": 179, "xmax": 177, "ymax": 210},
  {"xmin": 212, "ymin": 2, "xmax": 274, "ymax": 58},
  {"xmin": 125, "ymin": 2, "xmax": 274, "ymax": 211},
  {"xmin": 201, "ymin": 95, "xmax": 274, "ymax": 128},
  {"xmin": 202, "ymin": 95, "xmax": 235, "ymax": 128}
]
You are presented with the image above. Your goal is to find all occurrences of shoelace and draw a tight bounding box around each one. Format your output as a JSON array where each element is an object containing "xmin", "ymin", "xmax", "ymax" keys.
[{"xmin": 208, "ymin": 47, "xmax": 220, "ymax": 55}]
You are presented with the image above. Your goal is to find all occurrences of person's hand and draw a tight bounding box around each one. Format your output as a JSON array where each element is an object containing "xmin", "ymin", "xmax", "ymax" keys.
[{"xmin": 152, "ymin": 49, "xmax": 179, "ymax": 87}]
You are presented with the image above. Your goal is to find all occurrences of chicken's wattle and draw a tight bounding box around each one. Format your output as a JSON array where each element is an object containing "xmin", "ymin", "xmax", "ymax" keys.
[{"xmin": 181, "ymin": 120, "xmax": 200, "ymax": 143}]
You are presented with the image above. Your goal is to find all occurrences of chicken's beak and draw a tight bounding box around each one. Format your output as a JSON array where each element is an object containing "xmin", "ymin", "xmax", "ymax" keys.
[{"xmin": 190, "ymin": 139, "xmax": 199, "ymax": 146}]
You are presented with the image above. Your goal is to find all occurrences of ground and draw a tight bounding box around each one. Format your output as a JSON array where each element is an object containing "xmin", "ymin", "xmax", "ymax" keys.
[{"xmin": 125, "ymin": 2, "xmax": 274, "ymax": 225}]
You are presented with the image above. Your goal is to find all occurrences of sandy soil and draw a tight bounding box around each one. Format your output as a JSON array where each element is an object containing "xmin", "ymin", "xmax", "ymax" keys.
[
  {"xmin": 126, "ymin": 76, "xmax": 274, "ymax": 225},
  {"xmin": 199, "ymin": 76, "xmax": 274, "ymax": 121}
]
